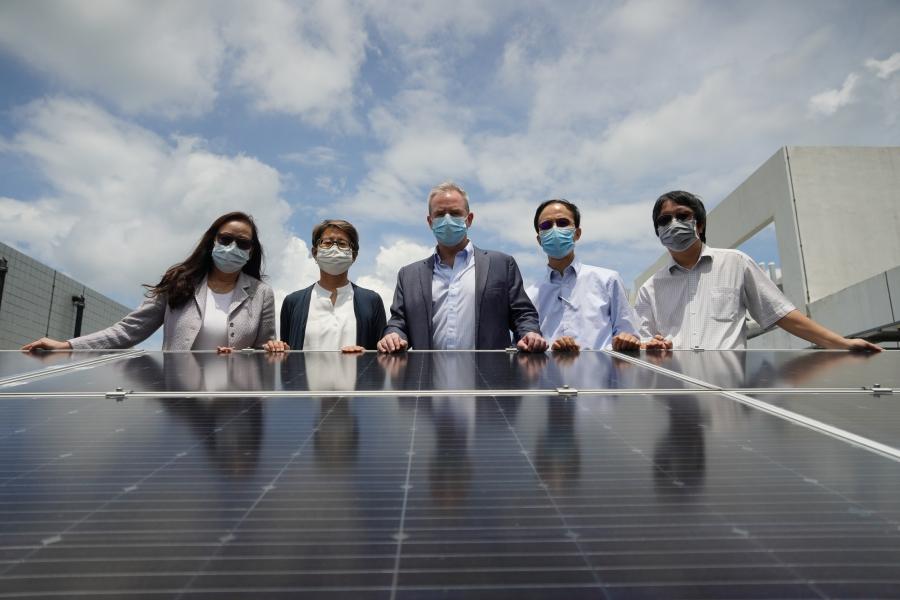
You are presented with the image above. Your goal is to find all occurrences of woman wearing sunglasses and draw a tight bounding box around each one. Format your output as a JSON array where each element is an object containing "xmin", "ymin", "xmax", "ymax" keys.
[
  {"xmin": 22, "ymin": 211, "xmax": 276, "ymax": 352},
  {"xmin": 265, "ymin": 219, "xmax": 386, "ymax": 353}
]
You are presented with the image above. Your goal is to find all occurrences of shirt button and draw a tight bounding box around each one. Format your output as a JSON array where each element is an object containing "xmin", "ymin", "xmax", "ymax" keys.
[
  {"xmin": 230, "ymin": 332, "xmax": 235, "ymax": 337},
  {"xmin": 229, "ymin": 322, "xmax": 234, "ymax": 327}
]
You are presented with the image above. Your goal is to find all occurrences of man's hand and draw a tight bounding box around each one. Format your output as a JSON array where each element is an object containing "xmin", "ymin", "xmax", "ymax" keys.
[
  {"xmin": 611, "ymin": 333, "xmax": 640, "ymax": 351},
  {"xmin": 842, "ymin": 338, "xmax": 882, "ymax": 353},
  {"xmin": 263, "ymin": 339, "xmax": 290, "ymax": 353},
  {"xmin": 21, "ymin": 338, "xmax": 72, "ymax": 352},
  {"xmin": 551, "ymin": 336, "xmax": 580, "ymax": 352},
  {"xmin": 341, "ymin": 345, "xmax": 365, "ymax": 353},
  {"xmin": 517, "ymin": 332, "xmax": 549, "ymax": 353},
  {"xmin": 642, "ymin": 334, "xmax": 673, "ymax": 351},
  {"xmin": 377, "ymin": 333, "xmax": 409, "ymax": 353}
]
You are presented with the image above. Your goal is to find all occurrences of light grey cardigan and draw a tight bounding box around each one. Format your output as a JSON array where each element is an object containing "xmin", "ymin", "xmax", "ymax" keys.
[{"xmin": 69, "ymin": 273, "xmax": 276, "ymax": 351}]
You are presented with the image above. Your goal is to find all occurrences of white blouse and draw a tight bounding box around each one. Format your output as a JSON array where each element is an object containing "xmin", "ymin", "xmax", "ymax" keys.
[
  {"xmin": 192, "ymin": 287, "xmax": 234, "ymax": 350},
  {"xmin": 303, "ymin": 283, "xmax": 357, "ymax": 350}
]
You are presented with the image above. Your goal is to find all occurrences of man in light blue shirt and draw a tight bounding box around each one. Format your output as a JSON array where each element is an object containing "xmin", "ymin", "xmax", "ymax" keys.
[
  {"xmin": 379, "ymin": 182, "xmax": 548, "ymax": 353},
  {"xmin": 526, "ymin": 199, "xmax": 641, "ymax": 351},
  {"xmin": 431, "ymin": 239, "xmax": 476, "ymax": 349}
]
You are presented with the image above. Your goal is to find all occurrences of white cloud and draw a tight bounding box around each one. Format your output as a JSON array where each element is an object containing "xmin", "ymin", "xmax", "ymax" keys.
[
  {"xmin": 225, "ymin": 0, "xmax": 367, "ymax": 127},
  {"xmin": 0, "ymin": 0, "xmax": 223, "ymax": 117},
  {"xmin": 363, "ymin": 0, "xmax": 504, "ymax": 42},
  {"xmin": 866, "ymin": 52, "xmax": 900, "ymax": 79},
  {"xmin": 338, "ymin": 88, "xmax": 477, "ymax": 222},
  {"xmin": 355, "ymin": 239, "xmax": 433, "ymax": 309},
  {"xmin": 0, "ymin": 97, "xmax": 311, "ymax": 320},
  {"xmin": 281, "ymin": 146, "xmax": 341, "ymax": 166},
  {"xmin": 808, "ymin": 73, "xmax": 859, "ymax": 116},
  {"xmin": 0, "ymin": 0, "xmax": 367, "ymax": 123}
]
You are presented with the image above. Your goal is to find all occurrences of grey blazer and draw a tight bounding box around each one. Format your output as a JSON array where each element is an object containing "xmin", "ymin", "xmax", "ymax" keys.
[
  {"xmin": 69, "ymin": 273, "xmax": 276, "ymax": 351},
  {"xmin": 384, "ymin": 246, "xmax": 541, "ymax": 349}
]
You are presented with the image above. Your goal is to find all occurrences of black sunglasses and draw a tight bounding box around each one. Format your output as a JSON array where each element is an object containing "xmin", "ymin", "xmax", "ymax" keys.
[
  {"xmin": 654, "ymin": 212, "xmax": 695, "ymax": 229},
  {"xmin": 217, "ymin": 233, "xmax": 253, "ymax": 251},
  {"xmin": 538, "ymin": 217, "xmax": 573, "ymax": 231}
]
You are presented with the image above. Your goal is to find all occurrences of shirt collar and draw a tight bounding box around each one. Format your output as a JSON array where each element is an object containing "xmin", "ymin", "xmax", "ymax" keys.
[
  {"xmin": 433, "ymin": 240, "xmax": 474, "ymax": 267},
  {"xmin": 667, "ymin": 243, "xmax": 713, "ymax": 274},
  {"xmin": 545, "ymin": 258, "xmax": 581, "ymax": 282},
  {"xmin": 313, "ymin": 282, "xmax": 353, "ymax": 298}
]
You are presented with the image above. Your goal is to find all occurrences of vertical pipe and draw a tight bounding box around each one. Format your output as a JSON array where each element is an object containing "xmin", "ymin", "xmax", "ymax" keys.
[
  {"xmin": 72, "ymin": 294, "xmax": 86, "ymax": 338},
  {"xmin": 0, "ymin": 257, "xmax": 8, "ymax": 316}
]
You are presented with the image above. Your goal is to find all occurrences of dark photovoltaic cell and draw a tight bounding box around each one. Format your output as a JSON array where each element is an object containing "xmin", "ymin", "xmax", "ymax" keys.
[
  {"xmin": 635, "ymin": 349, "xmax": 900, "ymax": 390},
  {"xmin": 3, "ymin": 350, "xmax": 698, "ymax": 396},
  {"xmin": 0, "ymin": 350, "xmax": 123, "ymax": 383},
  {"xmin": 1, "ymin": 349, "xmax": 899, "ymax": 599},
  {"xmin": 743, "ymin": 391, "xmax": 900, "ymax": 452}
]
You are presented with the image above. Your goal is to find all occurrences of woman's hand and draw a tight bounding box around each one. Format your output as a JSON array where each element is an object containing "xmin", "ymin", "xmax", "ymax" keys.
[
  {"xmin": 341, "ymin": 345, "xmax": 365, "ymax": 353},
  {"xmin": 216, "ymin": 346, "xmax": 234, "ymax": 354},
  {"xmin": 21, "ymin": 338, "xmax": 72, "ymax": 352},
  {"xmin": 263, "ymin": 340, "xmax": 290, "ymax": 353}
]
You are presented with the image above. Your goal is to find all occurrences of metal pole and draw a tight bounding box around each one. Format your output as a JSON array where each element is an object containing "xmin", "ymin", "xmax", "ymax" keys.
[
  {"xmin": 72, "ymin": 294, "xmax": 85, "ymax": 338},
  {"xmin": 0, "ymin": 257, "xmax": 7, "ymax": 315}
]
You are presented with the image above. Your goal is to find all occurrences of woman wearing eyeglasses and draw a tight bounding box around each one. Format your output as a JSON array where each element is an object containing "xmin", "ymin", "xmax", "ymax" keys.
[
  {"xmin": 22, "ymin": 211, "xmax": 276, "ymax": 352},
  {"xmin": 266, "ymin": 219, "xmax": 386, "ymax": 353}
]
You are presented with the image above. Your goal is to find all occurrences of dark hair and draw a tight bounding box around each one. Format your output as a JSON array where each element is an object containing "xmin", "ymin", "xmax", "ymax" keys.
[
  {"xmin": 145, "ymin": 211, "xmax": 264, "ymax": 309},
  {"xmin": 652, "ymin": 190, "xmax": 707, "ymax": 243},
  {"xmin": 312, "ymin": 219, "xmax": 360, "ymax": 258},
  {"xmin": 533, "ymin": 199, "xmax": 581, "ymax": 232}
]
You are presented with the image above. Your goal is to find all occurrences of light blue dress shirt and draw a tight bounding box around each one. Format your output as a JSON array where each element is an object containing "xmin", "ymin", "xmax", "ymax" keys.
[
  {"xmin": 432, "ymin": 242, "xmax": 477, "ymax": 349},
  {"xmin": 526, "ymin": 260, "xmax": 639, "ymax": 349}
]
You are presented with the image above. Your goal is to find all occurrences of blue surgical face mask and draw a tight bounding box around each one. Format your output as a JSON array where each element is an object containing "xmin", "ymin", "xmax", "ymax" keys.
[
  {"xmin": 657, "ymin": 218, "xmax": 699, "ymax": 252},
  {"xmin": 212, "ymin": 242, "xmax": 250, "ymax": 274},
  {"xmin": 540, "ymin": 226, "xmax": 576, "ymax": 259},
  {"xmin": 431, "ymin": 214, "xmax": 468, "ymax": 247}
]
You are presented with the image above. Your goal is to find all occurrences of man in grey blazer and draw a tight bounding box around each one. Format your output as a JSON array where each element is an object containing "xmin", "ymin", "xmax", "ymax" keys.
[{"xmin": 378, "ymin": 182, "xmax": 548, "ymax": 353}]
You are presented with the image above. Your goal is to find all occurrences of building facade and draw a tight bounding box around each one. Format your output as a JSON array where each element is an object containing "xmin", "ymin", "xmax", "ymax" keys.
[{"xmin": 0, "ymin": 241, "xmax": 131, "ymax": 349}]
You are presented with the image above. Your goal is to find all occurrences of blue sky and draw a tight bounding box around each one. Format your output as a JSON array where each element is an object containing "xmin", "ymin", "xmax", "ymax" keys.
[{"xmin": 1, "ymin": 0, "xmax": 899, "ymax": 334}]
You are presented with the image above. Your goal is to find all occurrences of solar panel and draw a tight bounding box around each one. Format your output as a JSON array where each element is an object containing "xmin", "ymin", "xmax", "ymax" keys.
[
  {"xmin": 1, "ymin": 349, "xmax": 898, "ymax": 598},
  {"xmin": 0, "ymin": 350, "xmax": 129, "ymax": 385},
  {"xmin": 631, "ymin": 349, "xmax": 900, "ymax": 390}
]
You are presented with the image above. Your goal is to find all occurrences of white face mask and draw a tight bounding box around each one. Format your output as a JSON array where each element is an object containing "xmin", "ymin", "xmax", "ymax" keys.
[
  {"xmin": 315, "ymin": 245, "xmax": 354, "ymax": 276},
  {"xmin": 212, "ymin": 242, "xmax": 250, "ymax": 273}
]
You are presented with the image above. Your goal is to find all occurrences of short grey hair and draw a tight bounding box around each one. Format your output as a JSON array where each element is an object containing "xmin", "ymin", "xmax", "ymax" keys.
[{"xmin": 427, "ymin": 181, "xmax": 470, "ymax": 213}]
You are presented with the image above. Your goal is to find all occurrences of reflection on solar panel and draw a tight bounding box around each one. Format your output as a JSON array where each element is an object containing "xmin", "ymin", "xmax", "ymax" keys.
[{"xmin": 1, "ymin": 349, "xmax": 899, "ymax": 599}]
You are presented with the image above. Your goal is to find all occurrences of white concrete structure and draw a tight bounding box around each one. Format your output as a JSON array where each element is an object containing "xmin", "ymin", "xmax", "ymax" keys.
[{"xmin": 633, "ymin": 146, "xmax": 900, "ymax": 349}]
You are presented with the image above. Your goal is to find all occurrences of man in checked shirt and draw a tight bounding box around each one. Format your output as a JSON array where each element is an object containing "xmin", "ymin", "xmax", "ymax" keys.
[{"xmin": 635, "ymin": 190, "xmax": 882, "ymax": 352}]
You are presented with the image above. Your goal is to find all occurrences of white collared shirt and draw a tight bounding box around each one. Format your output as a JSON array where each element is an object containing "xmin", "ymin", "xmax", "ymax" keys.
[
  {"xmin": 526, "ymin": 260, "xmax": 639, "ymax": 349},
  {"xmin": 635, "ymin": 245, "xmax": 795, "ymax": 349},
  {"xmin": 304, "ymin": 283, "xmax": 357, "ymax": 350},
  {"xmin": 432, "ymin": 242, "xmax": 477, "ymax": 350}
]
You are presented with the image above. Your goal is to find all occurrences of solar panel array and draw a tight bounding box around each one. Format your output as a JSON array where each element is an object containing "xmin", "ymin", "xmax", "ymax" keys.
[{"xmin": 1, "ymin": 349, "xmax": 899, "ymax": 599}]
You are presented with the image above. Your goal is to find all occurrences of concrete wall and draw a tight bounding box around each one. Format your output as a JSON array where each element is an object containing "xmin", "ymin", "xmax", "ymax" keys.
[
  {"xmin": 789, "ymin": 147, "xmax": 900, "ymax": 303},
  {"xmin": 0, "ymin": 241, "xmax": 131, "ymax": 349}
]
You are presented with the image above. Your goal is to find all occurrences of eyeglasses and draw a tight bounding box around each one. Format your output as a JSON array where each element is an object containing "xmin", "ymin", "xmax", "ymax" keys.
[
  {"xmin": 538, "ymin": 218, "xmax": 573, "ymax": 231},
  {"xmin": 217, "ymin": 234, "xmax": 253, "ymax": 251},
  {"xmin": 317, "ymin": 239, "xmax": 352, "ymax": 251},
  {"xmin": 654, "ymin": 211, "xmax": 695, "ymax": 229}
]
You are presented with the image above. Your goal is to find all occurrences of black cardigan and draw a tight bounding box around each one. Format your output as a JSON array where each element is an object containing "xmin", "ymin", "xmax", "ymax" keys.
[{"xmin": 280, "ymin": 283, "xmax": 387, "ymax": 350}]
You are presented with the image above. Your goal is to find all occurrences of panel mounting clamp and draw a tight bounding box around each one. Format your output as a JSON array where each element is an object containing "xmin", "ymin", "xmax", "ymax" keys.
[
  {"xmin": 869, "ymin": 384, "xmax": 894, "ymax": 395},
  {"xmin": 105, "ymin": 387, "xmax": 132, "ymax": 401},
  {"xmin": 556, "ymin": 385, "xmax": 578, "ymax": 397}
]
